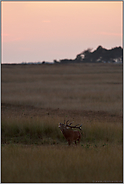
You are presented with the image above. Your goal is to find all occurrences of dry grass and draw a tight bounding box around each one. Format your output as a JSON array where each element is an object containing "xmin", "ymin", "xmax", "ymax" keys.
[
  {"xmin": 2, "ymin": 144, "xmax": 122, "ymax": 182},
  {"xmin": 2, "ymin": 63, "xmax": 122, "ymax": 114},
  {"xmin": 1, "ymin": 63, "xmax": 123, "ymax": 182},
  {"xmin": 2, "ymin": 115, "xmax": 122, "ymax": 145}
]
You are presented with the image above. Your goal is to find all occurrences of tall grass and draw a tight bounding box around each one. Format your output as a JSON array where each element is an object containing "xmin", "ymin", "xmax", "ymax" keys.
[
  {"xmin": 2, "ymin": 116, "xmax": 63, "ymax": 144},
  {"xmin": 2, "ymin": 116, "xmax": 122, "ymax": 145},
  {"xmin": 2, "ymin": 144, "xmax": 122, "ymax": 182},
  {"xmin": 1, "ymin": 63, "xmax": 122, "ymax": 182}
]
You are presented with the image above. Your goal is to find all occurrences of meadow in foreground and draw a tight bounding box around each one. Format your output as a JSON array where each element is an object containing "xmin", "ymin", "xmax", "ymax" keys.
[
  {"xmin": 2, "ymin": 102, "xmax": 122, "ymax": 183},
  {"xmin": 1, "ymin": 63, "xmax": 122, "ymax": 182},
  {"xmin": 2, "ymin": 144, "xmax": 122, "ymax": 183}
]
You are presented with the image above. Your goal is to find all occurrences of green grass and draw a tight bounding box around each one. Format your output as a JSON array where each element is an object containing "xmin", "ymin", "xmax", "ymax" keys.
[
  {"xmin": 2, "ymin": 116, "xmax": 122, "ymax": 145},
  {"xmin": 2, "ymin": 116, "xmax": 62, "ymax": 144}
]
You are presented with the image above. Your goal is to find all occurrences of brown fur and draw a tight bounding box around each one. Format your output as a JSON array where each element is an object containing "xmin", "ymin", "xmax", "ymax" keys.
[{"xmin": 59, "ymin": 123, "xmax": 81, "ymax": 145}]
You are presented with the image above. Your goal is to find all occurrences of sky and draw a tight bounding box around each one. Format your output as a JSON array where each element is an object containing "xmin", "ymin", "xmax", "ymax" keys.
[{"xmin": 1, "ymin": 1, "xmax": 123, "ymax": 64}]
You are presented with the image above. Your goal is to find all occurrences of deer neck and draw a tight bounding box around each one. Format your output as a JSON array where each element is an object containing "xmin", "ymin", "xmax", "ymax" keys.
[{"xmin": 62, "ymin": 128, "xmax": 70, "ymax": 135}]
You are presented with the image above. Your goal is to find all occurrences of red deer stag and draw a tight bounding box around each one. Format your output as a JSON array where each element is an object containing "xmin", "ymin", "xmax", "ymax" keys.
[{"xmin": 58, "ymin": 120, "xmax": 82, "ymax": 145}]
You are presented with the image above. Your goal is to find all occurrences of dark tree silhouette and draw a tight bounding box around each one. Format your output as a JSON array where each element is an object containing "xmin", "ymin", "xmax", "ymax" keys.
[
  {"xmin": 53, "ymin": 45, "xmax": 123, "ymax": 64},
  {"xmin": 75, "ymin": 46, "xmax": 123, "ymax": 63}
]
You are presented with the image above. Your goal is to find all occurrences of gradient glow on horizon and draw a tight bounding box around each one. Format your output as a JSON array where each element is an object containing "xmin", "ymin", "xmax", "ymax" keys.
[{"xmin": 2, "ymin": 1, "xmax": 123, "ymax": 63}]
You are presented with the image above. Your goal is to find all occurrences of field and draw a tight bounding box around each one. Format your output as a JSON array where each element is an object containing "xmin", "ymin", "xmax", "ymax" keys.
[{"xmin": 1, "ymin": 63, "xmax": 123, "ymax": 182}]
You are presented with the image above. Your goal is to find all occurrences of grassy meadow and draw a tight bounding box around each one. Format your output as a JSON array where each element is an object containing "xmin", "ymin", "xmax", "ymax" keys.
[
  {"xmin": 2, "ymin": 144, "xmax": 122, "ymax": 183},
  {"xmin": 2, "ymin": 63, "xmax": 122, "ymax": 114},
  {"xmin": 1, "ymin": 63, "xmax": 123, "ymax": 182}
]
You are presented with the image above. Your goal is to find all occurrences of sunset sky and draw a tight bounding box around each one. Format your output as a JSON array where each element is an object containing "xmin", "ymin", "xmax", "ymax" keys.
[{"xmin": 2, "ymin": 1, "xmax": 123, "ymax": 64}]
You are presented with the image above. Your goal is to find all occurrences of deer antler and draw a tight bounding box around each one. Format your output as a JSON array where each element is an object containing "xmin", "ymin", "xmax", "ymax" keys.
[
  {"xmin": 64, "ymin": 119, "xmax": 69, "ymax": 125},
  {"xmin": 66, "ymin": 123, "xmax": 82, "ymax": 130},
  {"xmin": 66, "ymin": 120, "xmax": 69, "ymax": 125}
]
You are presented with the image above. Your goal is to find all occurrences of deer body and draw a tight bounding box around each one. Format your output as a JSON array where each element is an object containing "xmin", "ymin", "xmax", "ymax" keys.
[{"xmin": 59, "ymin": 121, "xmax": 82, "ymax": 145}]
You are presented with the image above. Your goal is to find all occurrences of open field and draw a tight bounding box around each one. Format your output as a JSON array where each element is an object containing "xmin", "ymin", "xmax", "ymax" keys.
[
  {"xmin": 1, "ymin": 63, "xmax": 123, "ymax": 182},
  {"xmin": 2, "ymin": 63, "xmax": 122, "ymax": 114},
  {"xmin": 2, "ymin": 144, "xmax": 122, "ymax": 183}
]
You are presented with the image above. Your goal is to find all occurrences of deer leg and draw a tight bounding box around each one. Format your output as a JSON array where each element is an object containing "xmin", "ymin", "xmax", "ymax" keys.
[
  {"xmin": 75, "ymin": 141, "xmax": 77, "ymax": 145},
  {"xmin": 78, "ymin": 140, "xmax": 80, "ymax": 144},
  {"xmin": 68, "ymin": 140, "xmax": 71, "ymax": 146},
  {"xmin": 77, "ymin": 138, "xmax": 80, "ymax": 145}
]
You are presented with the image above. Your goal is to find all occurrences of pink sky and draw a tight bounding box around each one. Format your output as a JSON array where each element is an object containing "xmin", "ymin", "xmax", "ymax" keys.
[{"xmin": 2, "ymin": 1, "xmax": 123, "ymax": 63}]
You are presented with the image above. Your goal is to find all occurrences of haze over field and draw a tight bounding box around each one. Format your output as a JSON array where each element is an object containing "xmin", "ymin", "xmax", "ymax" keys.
[{"xmin": 2, "ymin": 1, "xmax": 122, "ymax": 64}]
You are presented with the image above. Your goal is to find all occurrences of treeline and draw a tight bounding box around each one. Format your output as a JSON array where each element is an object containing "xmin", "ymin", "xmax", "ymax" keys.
[
  {"xmin": 54, "ymin": 45, "xmax": 123, "ymax": 64},
  {"xmin": 3, "ymin": 45, "xmax": 122, "ymax": 65}
]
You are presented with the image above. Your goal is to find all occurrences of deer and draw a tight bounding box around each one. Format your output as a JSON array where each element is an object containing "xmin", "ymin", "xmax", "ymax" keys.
[{"xmin": 58, "ymin": 120, "xmax": 82, "ymax": 145}]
